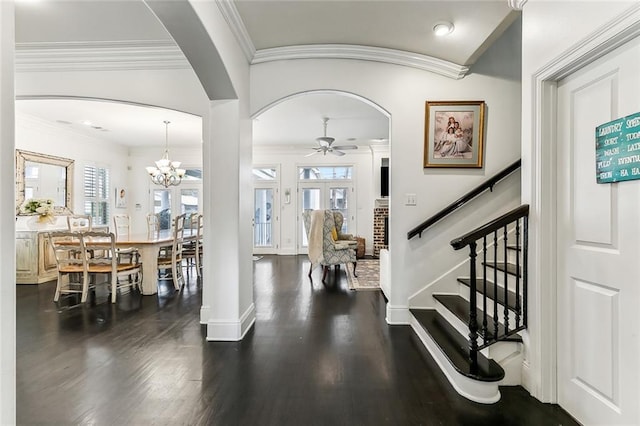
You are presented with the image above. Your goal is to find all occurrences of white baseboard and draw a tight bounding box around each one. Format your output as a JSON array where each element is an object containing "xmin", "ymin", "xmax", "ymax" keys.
[
  {"xmin": 206, "ymin": 303, "xmax": 256, "ymax": 341},
  {"xmin": 386, "ymin": 304, "xmax": 410, "ymax": 324},
  {"xmin": 278, "ymin": 248, "xmax": 297, "ymax": 255},
  {"xmin": 199, "ymin": 304, "xmax": 210, "ymax": 325}
]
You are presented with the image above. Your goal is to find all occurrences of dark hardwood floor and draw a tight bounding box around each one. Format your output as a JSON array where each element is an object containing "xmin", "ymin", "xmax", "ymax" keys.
[{"xmin": 17, "ymin": 255, "xmax": 578, "ymax": 425}]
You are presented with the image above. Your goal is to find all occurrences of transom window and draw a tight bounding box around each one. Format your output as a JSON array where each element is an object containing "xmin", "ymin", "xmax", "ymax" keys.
[
  {"xmin": 253, "ymin": 167, "xmax": 277, "ymax": 181},
  {"xmin": 298, "ymin": 166, "xmax": 352, "ymax": 180}
]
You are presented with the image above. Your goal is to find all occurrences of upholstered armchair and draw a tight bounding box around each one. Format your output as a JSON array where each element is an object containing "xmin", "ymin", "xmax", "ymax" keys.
[
  {"xmin": 303, "ymin": 209, "xmax": 357, "ymax": 282},
  {"xmin": 332, "ymin": 211, "xmax": 357, "ymax": 242}
]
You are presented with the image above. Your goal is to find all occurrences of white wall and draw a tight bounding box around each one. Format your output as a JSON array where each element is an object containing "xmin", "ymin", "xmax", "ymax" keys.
[
  {"xmin": 16, "ymin": 67, "xmax": 209, "ymax": 117},
  {"xmin": 520, "ymin": 0, "xmax": 638, "ymax": 403},
  {"xmin": 253, "ymin": 146, "xmax": 378, "ymax": 255},
  {"xmin": 250, "ymin": 18, "xmax": 522, "ymax": 322}
]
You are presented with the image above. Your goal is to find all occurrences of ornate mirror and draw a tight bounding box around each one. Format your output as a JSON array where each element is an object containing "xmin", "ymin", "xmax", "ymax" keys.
[{"xmin": 16, "ymin": 150, "xmax": 74, "ymax": 215}]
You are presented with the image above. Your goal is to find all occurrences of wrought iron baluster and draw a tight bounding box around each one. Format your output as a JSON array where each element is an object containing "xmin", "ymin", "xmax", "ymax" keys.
[
  {"xmin": 468, "ymin": 242, "xmax": 479, "ymax": 371},
  {"xmin": 515, "ymin": 218, "xmax": 521, "ymax": 328},
  {"xmin": 493, "ymin": 230, "xmax": 499, "ymax": 339},
  {"xmin": 503, "ymin": 225, "xmax": 509, "ymax": 335},
  {"xmin": 482, "ymin": 236, "xmax": 488, "ymax": 340}
]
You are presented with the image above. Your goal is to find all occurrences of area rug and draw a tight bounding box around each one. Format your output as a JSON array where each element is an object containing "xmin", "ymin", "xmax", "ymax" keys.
[{"xmin": 346, "ymin": 258, "xmax": 380, "ymax": 291}]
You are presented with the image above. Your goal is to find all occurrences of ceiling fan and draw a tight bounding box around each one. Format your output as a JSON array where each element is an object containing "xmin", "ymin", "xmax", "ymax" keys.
[{"xmin": 305, "ymin": 117, "xmax": 358, "ymax": 157}]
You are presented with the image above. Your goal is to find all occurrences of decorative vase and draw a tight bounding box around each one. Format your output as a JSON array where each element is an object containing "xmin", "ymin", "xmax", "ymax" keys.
[
  {"xmin": 37, "ymin": 214, "xmax": 55, "ymax": 224},
  {"xmin": 27, "ymin": 214, "xmax": 56, "ymax": 230}
]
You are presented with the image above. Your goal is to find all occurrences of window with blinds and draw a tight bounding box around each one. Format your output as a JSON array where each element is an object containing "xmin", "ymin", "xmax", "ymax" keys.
[{"xmin": 84, "ymin": 165, "xmax": 110, "ymax": 226}]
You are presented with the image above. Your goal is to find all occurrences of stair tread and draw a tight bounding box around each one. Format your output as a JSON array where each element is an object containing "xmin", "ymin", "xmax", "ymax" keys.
[
  {"xmin": 506, "ymin": 244, "xmax": 521, "ymax": 251},
  {"xmin": 457, "ymin": 277, "xmax": 520, "ymax": 311},
  {"xmin": 433, "ymin": 294, "xmax": 523, "ymax": 344},
  {"xmin": 483, "ymin": 261, "xmax": 521, "ymax": 277},
  {"xmin": 410, "ymin": 308, "xmax": 505, "ymax": 382}
]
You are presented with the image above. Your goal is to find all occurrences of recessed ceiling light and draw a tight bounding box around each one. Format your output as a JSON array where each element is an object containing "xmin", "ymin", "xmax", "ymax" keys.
[
  {"xmin": 82, "ymin": 120, "xmax": 93, "ymax": 126},
  {"xmin": 56, "ymin": 120, "xmax": 72, "ymax": 125},
  {"xmin": 433, "ymin": 21, "xmax": 454, "ymax": 37},
  {"xmin": 347, "ymin": 138, "xmax": 357, "ymax": 141}
]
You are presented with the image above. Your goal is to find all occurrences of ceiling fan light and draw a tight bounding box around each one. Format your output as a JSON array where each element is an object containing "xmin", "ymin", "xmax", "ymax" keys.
[
  {"xmin": 433, "ymin": 21, "xmax": 454, "ymax": 37},
  {"xmin": 316, "ymin": 136, "xmax": 334, "ymax": 146}
]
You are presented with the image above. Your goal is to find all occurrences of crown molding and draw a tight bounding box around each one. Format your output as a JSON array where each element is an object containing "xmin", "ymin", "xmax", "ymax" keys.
[
  {"xmin": 15, "ymin": 40, "xmax": 190, "ymax": 72},
  {"xmin": 507, "ymin": 0, "xmax": 527, "ymax": 11},
  {"xmin": 216, "ymin": 0, "xmax": 256, "ymax": 62},
  {"xmin": 252, "ymin": 44, "xmax": 469, "ymax": 79}
]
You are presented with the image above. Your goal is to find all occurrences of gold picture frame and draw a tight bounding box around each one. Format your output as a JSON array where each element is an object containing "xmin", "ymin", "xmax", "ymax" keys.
[{"xmin": 423, "ymin": 100, "xmax": 486, "ymax": 168}]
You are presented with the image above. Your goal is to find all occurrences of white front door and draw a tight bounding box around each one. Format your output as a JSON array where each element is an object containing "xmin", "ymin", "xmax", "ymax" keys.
[{"xmin": 556, "ymin": 37, "xmax": 640, "ymax": 425}]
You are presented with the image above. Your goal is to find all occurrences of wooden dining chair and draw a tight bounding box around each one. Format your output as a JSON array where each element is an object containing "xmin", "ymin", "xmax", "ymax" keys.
[
  {"xmin": 113, "ymin": 214, "xmax": 139, "ymax": 263},
  {"xmin": 146, "ymin": 213, "xmax": 160, "ymax": 239},
  {"xmin": 183, "ymin": 213, "xmax": 203, "ymax": 281},
  {"xmin": 113, "ymin": 214, "xmax": 131, "ymax": 239},
  {"xmin": 67, "ymin": 215, "xmax": 92, "ymax": 232},
  {"xmin": 48, "ymin": 231, "xmax": 88, "ymax": 302},
  {"xmin": 81, "ymin": 231, "xmax": 142, "ymax": 303},
  {"xmin": 157, "ymin": 214, "xmax": 186, "ymax": 291}
]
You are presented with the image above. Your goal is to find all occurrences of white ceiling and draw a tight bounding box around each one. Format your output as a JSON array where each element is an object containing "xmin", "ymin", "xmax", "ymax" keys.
[
  {"xmin": 234, "ymin": 1, "xmax": 516, "ymax": 66},
  {"xmin": 13, "ymin": 0, "xmax": 518, "ymax": 150},
  {"xmin": 16, "ymin": 98, "xmax": 202, "ymax": 148}
]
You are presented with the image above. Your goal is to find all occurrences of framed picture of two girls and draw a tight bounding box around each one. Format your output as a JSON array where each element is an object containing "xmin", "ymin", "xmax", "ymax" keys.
[{"xmin": 423, "ymin": 100, "xmax": 485, "ymax": 168}]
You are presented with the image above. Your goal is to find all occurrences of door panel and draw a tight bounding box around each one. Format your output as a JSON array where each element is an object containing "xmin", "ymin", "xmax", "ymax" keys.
[
  {"xmin": 299, "ymin": 186, "xmax": 322, "ymax": 249},
  {"xmin": 254, "ymin": 187, "xmax": 275, "ymax": 251},
  {"xmin": 557, "ymin": 38, "xmax": 640, "ymax": 425},
  {"xmin": 298, "ymin": 183, "xmax": 354, "ymax": 252}
]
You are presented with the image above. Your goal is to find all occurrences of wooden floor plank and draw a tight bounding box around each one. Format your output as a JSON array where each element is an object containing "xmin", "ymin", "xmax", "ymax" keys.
[{"xmin": 17, "ymin": 255, "xmax": 578, "ymax": 425}]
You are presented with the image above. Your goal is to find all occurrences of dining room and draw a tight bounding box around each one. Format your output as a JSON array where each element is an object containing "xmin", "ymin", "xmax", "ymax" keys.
[{"xmin": 14, "ymin": 97, "xmax": 205, "ymax": 297}]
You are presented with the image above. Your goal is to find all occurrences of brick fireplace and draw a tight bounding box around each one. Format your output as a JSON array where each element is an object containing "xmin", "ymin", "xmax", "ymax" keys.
[{"xmin": 373, "ymin": 199, "xmax": 389, "ymax": 257}]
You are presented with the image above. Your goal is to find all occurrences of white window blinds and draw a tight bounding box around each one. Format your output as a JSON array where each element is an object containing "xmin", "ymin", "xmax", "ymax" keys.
[{"xmin": 84, "ymin": 165, "xmax": 110, "ymax": 226}]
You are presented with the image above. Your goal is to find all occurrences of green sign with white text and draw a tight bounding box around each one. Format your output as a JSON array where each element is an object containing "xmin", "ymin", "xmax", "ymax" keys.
[{"xmin": 596, "ymin": 111, "xmax": 640, "ymax": 184}]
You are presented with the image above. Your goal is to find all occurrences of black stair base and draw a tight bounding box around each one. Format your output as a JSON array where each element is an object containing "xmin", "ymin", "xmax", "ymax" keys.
[
  {"xmin": 410, "ymin": 308, "xmax": 505, "ymax": 382},
  {"xmin": 433, "ymin": 294, "xmax": 523, "ymax": 344}
]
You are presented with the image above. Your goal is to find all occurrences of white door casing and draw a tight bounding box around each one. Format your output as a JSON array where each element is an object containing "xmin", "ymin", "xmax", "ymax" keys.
[{"xmin": 556, "ymin": 37, "xmax": 640, "ymax": 426}]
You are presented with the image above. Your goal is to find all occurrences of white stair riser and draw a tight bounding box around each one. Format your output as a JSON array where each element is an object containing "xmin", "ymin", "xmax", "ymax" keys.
[{"xmin": 471, "ymin": 269, "xmax": 522, "ymax": 293}]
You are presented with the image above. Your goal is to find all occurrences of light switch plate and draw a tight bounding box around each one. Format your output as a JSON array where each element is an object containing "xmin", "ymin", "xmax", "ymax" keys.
[{"xmin": 406, "ymin": 193, "xmax": 417, "ymax": 206}]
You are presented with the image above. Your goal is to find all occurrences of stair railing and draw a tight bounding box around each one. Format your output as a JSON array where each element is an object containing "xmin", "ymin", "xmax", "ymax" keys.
[
  {"xmin": 449, "ymin": 204, "xmax": 529, "ymax": 368},
  {"xmin": 407, "ymin": 159, "xmax": 521, "ymax": 240}
]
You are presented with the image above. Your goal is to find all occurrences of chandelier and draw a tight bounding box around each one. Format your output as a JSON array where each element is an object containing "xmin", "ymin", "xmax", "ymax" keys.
[{"xmin": 146, "ymin": 120, "xmax": 186, "ymax": 187}]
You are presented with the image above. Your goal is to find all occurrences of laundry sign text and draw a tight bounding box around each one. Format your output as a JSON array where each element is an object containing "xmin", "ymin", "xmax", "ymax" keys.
[{"xmin": 596, "ymin": 111, "xmax": 640, "ymax": 183}]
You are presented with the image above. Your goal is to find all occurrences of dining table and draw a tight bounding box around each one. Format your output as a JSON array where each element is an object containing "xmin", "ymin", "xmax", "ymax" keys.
[{"xmin": 115, "ymin": 229, "xmax": 195, "ymax": 295}]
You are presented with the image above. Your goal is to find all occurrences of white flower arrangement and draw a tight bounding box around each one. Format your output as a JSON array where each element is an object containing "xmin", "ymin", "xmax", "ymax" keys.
[{"xmin": 20, "ymin": 198, "xmax": 55, "ymax": 216}]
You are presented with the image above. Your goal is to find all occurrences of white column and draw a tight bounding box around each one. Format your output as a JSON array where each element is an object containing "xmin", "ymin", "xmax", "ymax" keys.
[
  {"xmin": 200, "ymin": 100, "xmax": 255, "ymax": 340},
  {"xmin": 0, "ymin": 1, "xmax": 16, "ymax": 422}
]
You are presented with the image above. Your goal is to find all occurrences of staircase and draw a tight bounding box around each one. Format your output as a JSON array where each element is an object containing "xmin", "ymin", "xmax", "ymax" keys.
[{"xmin": 409, "ymin": 205, "xmax": 529, "ymax": 404}]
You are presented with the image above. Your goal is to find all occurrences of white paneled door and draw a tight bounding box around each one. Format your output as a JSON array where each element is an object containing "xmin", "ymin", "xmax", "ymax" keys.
[
  {"xmin": 253, "ymin": 186, "xmax": 279, "ymax": 254},
  {"xmin": 556, "ymin": 37, "xmax": 640, "ymax": 425}
]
